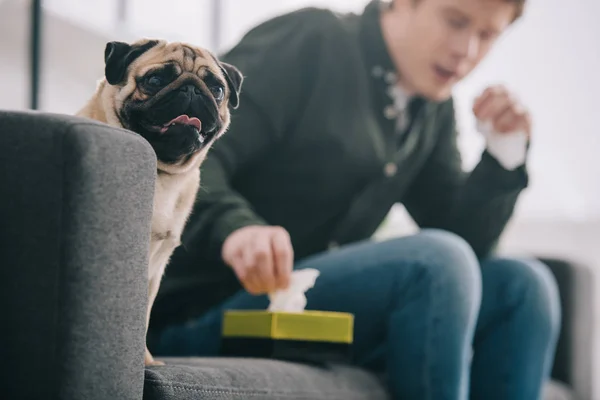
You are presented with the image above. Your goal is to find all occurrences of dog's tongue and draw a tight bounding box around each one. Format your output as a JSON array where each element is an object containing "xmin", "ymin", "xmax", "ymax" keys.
[{"xmin": 160, "ymin": 115, "xmax": 202, "ymax": 133}]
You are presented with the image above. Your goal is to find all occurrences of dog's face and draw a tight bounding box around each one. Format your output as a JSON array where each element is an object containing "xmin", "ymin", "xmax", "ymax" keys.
[{"xmin": 102, "ymin": 39, "xmax": 243, "ymax": 173}]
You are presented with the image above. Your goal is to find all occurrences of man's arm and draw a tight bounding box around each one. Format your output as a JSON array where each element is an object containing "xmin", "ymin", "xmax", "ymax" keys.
[
  {"xmin": 402, "ymin": 97, "xmax": 529, "ymax": 258},
  {"xmin": 180, "ymin": 10, "xmax": 330, "ymax": 263},
  {"xmin": 181, "ymin": 98, "xmax": 272, "ymax": 257}
]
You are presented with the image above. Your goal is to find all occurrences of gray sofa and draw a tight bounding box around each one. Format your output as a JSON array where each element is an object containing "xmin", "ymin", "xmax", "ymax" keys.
[{"xmin": 0, "ymin": 110, "xmax": 595, "ymax": 400}]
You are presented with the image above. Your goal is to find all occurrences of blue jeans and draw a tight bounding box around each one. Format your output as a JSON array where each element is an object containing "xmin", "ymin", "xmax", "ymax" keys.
[{"xmin": 150, "ymin": 229, "xmax": 561, "ymax": 400}]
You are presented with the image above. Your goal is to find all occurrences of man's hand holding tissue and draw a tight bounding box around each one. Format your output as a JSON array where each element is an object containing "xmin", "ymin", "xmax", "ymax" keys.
[
  {"xmin": 222, "ymin": 225, "xmax": 294, "ymax": 295},
  {"xmin": 473, "ymin": 85, "xmax": 531, "ymax": 136},
  {"xmin": 474, "ymin": 85, "xmax": 532, "ymax": 170}
]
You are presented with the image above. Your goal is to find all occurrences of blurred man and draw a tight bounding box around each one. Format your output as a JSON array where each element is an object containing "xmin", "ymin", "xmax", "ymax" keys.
[{"xmin": 149, "ymin": 0, "xmax": 560, "ymax": 399}]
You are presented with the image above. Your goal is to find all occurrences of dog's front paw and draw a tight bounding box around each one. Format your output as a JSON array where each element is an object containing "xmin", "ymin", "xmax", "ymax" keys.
[{"xmin": 145, "ymin": 346, "xmax": 165, "ymax": 366}]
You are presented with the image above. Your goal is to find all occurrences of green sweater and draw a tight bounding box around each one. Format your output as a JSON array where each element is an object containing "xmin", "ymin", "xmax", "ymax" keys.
[{"xmin": 151, "ymin": 0, "xmax": 528, "ymax": 326}]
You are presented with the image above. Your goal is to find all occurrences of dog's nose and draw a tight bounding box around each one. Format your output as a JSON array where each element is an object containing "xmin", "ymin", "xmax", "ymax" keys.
[{"xmin": 180, "ymin": 84, "xmax": 202, "ymax": 95}]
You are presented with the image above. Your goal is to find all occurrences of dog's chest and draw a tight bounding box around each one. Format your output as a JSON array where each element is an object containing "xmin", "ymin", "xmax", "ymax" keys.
[{"xmin": 148, "ymin": 172, "xmax": 199, "ymax": 276}]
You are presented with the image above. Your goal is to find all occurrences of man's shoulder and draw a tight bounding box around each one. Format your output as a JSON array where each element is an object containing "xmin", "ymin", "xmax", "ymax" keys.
[
  {"xmin": 227, "ymin": 7, "xmax": 351, "ymax": 53},
  {"xmin": 282, "ymin": 6, "xmax": 346, "ymax": 23},
  {"xmin": 254, "ymin": 7, "xmax": 349, "ymax": 34},
  {"xmin": 220, "ymin": 7, "xmax": 356, "ymax": 78}
]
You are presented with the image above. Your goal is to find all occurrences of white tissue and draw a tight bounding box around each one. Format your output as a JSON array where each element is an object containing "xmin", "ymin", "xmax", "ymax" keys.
[
  {"xmin": 477, "ymin": 119, "xmax": 528, "ymax": 170},
  {"xmin": 267, "ymin": 268, "xmax": 320, "ymax": 312}
]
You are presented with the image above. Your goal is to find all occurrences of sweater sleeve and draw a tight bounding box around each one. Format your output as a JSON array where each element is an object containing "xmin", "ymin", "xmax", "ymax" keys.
[
  {"xmin": 180, "ymin": 10, "xmax": 328, "ymax": 261},
  {"xmin": 401, "ymin": 98, "xmax": 529, "ymax": 258}
]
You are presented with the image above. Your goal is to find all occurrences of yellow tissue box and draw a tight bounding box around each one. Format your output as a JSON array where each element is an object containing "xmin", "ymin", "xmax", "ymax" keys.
[{"xmin": 220, "ymin": 310, "xmax": 354, "ymax": 363}]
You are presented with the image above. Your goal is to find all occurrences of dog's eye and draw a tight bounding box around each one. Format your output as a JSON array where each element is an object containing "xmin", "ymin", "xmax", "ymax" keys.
[
  {"xmin": 146, "ymin": 75, "xmax": 164, "ymax": 88},
  {"xmin": 210, "ymin": 86, "xmax": 224, "ymax": 102}
]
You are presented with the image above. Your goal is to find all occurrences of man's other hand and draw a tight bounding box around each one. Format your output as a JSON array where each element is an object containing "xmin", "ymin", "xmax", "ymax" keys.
[{"xmin": 473, "ymin": 85, "xmax": 532, "ymax": 137}]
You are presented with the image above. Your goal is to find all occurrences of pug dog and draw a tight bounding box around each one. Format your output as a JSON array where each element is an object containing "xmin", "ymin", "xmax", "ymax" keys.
[{"xmin": 76, "ymin": 39, "xmax": 243, "ymax": 366}]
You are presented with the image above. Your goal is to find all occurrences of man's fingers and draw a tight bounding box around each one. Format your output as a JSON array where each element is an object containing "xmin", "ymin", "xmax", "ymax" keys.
[
  {"xmin": 473, "ymin": 93, "xmax": 496, "ymax": 118},
  {"xmin": 493, "ymin": 105, "xmax": 518, "ymax": 133},
  {"xmin": 252, "ymin": 235, "xmax": 277, "ymax": 293},
  {"xmin": 229, "ymin": 253, "xmax": 248, "ymax": 280},
  {"xmin": 234, "ymin": 245, "xmax": 262, "ymax": 292},
  {"xmin": 243, "ymin": 270, "xmax": 262, "ymax": 295},
  {"xmin": 473, "ymin": 86, "xmax": 532, "ymax": 134},
  {"xmin": 473, "ymin": 86, "xmax": 494, "ymax": 109},
  {"xmin": 476, "ymin": 94, "xmax": 510, "ymax": 121},
  {"xmin": 241, "ymin": 246, "xmax": 256, "ymax": 273},
  {"xmin": 271, "ymin": 228, "xmax": 293, "ymax": 290},
  {"xmin": 492, "ymin": 102, "xmax": 530, "ymax": 135},
  {"xmin": 473, "ymin": 91, "xmax": 491, "ymax": 113},
  {"xmin": 222, "ymin": 226, "xmax": 296, "ymax": 296},
  {"xmin": 473, "ymin": 85, "xmax": 503, "ymax": 115}
]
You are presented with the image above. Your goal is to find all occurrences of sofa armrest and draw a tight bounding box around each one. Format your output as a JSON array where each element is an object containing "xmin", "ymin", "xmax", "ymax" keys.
[
  {"xmin": 541, "ymin": 257, "xmax": 597, "ymax": 400},
  {"xmin": 0, "ymin": 111, "xmax": 156, "ymax": 400}
]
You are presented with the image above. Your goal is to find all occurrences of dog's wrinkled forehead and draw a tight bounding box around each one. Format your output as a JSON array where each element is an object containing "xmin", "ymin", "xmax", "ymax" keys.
[
  {"xmin": 132, "ymin": 42, "xmax": 221, "ymax": 78},
  {"xmin": 104, "ymin": 38, "xmax": 243, "ymax": 109}
]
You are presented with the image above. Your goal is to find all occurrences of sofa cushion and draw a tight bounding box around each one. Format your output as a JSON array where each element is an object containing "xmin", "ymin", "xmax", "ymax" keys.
[
  {"xmin": 143, "ymin": 357, "xmax": 390, "ymax": 400},
  {"xmin": 144, "ymin": 358, "xmax": 575, "ymax": 400}
]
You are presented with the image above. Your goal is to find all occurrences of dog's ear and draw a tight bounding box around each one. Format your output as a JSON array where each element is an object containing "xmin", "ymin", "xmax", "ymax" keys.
[
  {"xmin": 219, "ymin": 62, "xmax": 243, "ymax": 109},
  {"xmin": 104, "ymin": 40, "xmax": 158, "ymax": 85}
]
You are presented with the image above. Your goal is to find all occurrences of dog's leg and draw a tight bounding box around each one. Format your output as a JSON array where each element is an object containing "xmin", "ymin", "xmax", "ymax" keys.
[{"xmin": 145, "ymin": 273, "xmax": 165, "ymax": 366}]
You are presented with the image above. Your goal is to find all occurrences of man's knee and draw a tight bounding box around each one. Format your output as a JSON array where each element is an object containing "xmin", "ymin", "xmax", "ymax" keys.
[
  {"xmin": 390, "ymin": 228, "xmax": 482, "ymax": 315},
  {"xmin": 406, "ymin": 228, "xmax": 481, "ymax": 283},
  {"xmin": 487, "ymin": 257, "xmax": 561, "ymax": 336}
]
